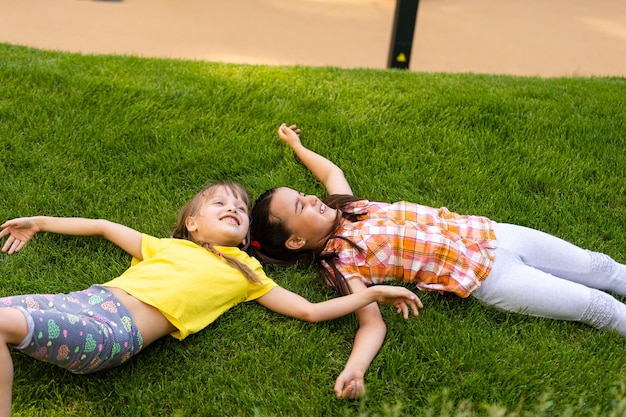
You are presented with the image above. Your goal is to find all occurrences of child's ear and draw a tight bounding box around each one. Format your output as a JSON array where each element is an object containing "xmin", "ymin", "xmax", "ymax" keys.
[
  {"xmin": 285, "ymin": 236, "xmax": 306, "ymax": 250},
  {"xmin": 241, "ymin": 230, "xmax": 251, "ymax": 247},
  {"xmin": 185, "ymin": 216, "xmax": 197, "ymax": 232}
]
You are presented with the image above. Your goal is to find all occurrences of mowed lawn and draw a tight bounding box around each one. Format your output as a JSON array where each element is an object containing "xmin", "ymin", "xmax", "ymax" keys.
[{"xmin": 1, "ymin": 43, "xmax": 626, "ymax": 416}]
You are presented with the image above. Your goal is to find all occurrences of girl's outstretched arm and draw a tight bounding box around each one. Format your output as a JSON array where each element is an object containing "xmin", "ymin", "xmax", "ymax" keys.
[
  {"xmin": 255, "ymin": 284, "xmax": 421, "ymax": 323},
  {"xmin": 333, "ymin": 279, "xmax": 387, "ymax": 400},
  {"xmin": 277, "ymin": 123, "xmax": 353, "ymax": 196},
  {"xmin": 1, "ymin": 216, "xmax": 143, "ymax": 259}
]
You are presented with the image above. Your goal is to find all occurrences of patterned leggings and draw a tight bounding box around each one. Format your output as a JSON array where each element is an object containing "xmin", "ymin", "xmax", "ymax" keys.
[{"xmin": 1, "ymin": 285, "xmax": 143, "ymax": 374}]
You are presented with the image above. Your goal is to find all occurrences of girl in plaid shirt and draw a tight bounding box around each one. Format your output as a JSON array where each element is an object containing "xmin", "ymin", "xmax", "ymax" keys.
[{"xmin": 248, "ymin": 123, "xmax": 626, "ymax": 400}]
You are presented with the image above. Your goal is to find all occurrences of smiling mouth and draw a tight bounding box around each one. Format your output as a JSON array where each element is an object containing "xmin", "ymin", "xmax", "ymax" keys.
[{"xmin": 221, "ymin": 216, "xmax": 239, "ymax": 225}]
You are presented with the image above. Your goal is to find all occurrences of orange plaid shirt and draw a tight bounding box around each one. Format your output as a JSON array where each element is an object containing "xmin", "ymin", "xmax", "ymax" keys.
[{"xmin": 320, "ymin": 200, "xmax": 497, "ymax": 298}]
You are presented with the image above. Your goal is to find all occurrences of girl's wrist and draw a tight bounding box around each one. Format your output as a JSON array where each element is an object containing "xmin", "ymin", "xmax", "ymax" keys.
[{"xmin": 367, "ymin": 286, "xmax": 383, "ymax": 302}]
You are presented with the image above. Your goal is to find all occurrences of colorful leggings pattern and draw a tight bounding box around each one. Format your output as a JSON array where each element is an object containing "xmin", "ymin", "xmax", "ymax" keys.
[{"xmin": 1, "ymin": 285, "xmax": 143, "ymax": 374}]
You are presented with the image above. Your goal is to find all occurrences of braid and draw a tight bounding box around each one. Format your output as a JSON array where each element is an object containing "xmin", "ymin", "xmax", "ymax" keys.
[{"xmin": 200, "ymin": 242, "xmax": 261, "ymax": 285}]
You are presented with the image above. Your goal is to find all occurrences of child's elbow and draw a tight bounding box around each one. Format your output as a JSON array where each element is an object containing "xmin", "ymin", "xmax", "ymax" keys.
[
  {"xmin": 298, "ymin": 305, "xmax": 330, "ymax": 323},
  {"xmin": 299, "ymin": 309, "xmax": 321, "ymax": 323}
]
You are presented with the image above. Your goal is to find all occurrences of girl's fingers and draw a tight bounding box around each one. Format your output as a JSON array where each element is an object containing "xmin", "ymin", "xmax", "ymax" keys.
[
  {"xmin": 2, "ymin": 236, "xmax": 24, "ymax": 255},
  {"xmin": 411, "ymin": 302, "xmax": 420, "ymax": 316},
  {"xmin": 394, "ymin": 302, "xmax": 407, "ymax": 319}
]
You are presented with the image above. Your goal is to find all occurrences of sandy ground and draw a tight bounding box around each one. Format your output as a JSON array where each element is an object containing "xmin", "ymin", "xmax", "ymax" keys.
[{"xmin": 1, "ymin": 0, "xmax": 625, "ymax": 77}]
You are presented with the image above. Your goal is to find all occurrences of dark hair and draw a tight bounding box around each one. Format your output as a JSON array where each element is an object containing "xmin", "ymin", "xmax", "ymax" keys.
[
  {"xmin": 171, "ymin": 182, "xmax": 260, "ymax": 284},
  {"xmin": 248, "ymin": 188, "xmax": 364, "ymax": 295}
]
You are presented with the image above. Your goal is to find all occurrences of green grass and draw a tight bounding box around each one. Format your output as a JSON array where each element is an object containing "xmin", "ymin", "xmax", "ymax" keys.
[{"xmin": 1, "ymin": 42, "xmax": 626, "ymax": 416}]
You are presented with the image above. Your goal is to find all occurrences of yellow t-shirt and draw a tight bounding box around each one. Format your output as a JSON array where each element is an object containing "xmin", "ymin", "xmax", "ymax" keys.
[{"xmin": 103, "ymin": 234, "xmax": 278, "ymax": 340}]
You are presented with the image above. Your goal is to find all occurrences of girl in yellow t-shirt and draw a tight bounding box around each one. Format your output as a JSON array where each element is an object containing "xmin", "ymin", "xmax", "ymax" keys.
[{"xmin": 0, "ymin": 181, "xmax": 422, "ymax": 417}]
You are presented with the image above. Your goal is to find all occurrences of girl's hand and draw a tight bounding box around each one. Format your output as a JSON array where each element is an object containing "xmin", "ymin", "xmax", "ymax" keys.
[
  {"xmin": 334, "ymin": 367, "xmax": 365, "ymax": 400},
  {"xmin": 277, "ymin": 123, "xmax": 302, "ymax": 148},
  {"xmin": 0, "ymin": 217, "xmax": 40, "ymax": 254},
  {"xmin": 373, "ymin": 286, "xmax": 423, "ymax": 320}
]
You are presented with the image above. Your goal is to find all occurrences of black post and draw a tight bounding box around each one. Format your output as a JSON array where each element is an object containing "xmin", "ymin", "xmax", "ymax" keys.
[{"xmin": 387, "ymin": 0, "xmax": 420, "ymax": 69}]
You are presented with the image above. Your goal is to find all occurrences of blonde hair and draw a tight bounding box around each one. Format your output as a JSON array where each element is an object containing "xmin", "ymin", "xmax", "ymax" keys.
[{"xmin": 171, "ymin": 182, "xmax": 261, "ymax": 284}]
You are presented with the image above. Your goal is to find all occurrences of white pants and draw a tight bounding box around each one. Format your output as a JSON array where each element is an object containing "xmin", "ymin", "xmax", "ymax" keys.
[{"xmin": 471, "ymin": 223, "xmax": 626, "ymax": 335}]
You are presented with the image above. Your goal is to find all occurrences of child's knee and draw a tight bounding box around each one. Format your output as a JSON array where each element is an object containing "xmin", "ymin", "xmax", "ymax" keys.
[{"xmin": 0, "ymin": 307, "xmax": 30, "ymax": 346}]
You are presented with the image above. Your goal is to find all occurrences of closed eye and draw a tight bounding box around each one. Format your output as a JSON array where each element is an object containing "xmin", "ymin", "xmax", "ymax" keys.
[{"xmin": 298, "ymin": 193, "xmax": 306, "ymax": 213}]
